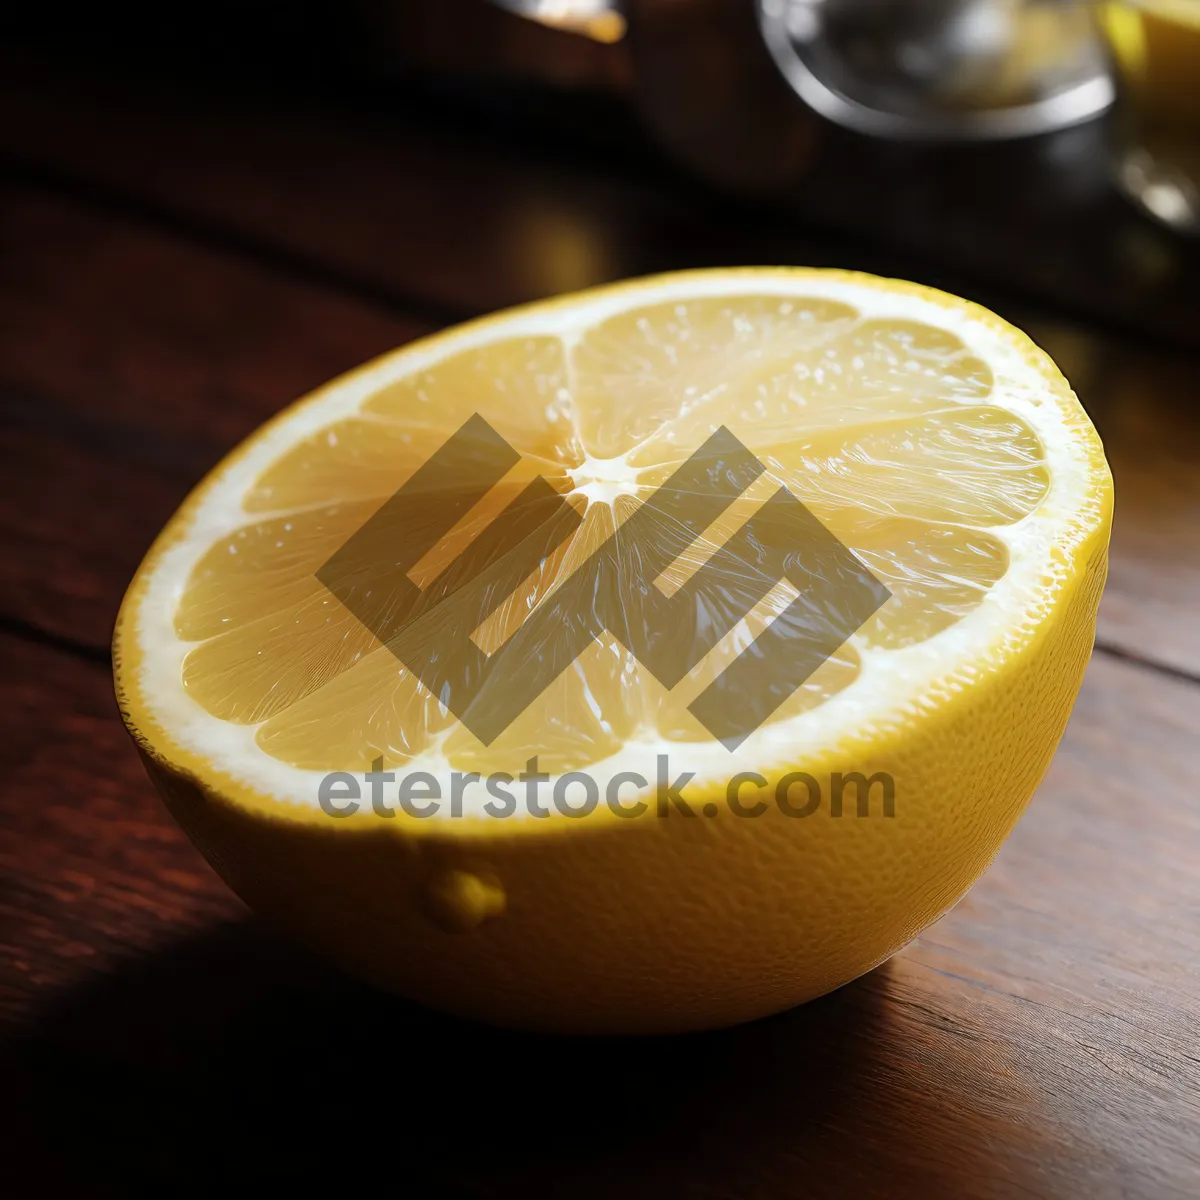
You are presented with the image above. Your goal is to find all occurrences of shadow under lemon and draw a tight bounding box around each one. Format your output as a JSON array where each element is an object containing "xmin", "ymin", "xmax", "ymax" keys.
[{"xmin": 5, "ymin": 918, "xmax": 1059, "ymax": 1198}]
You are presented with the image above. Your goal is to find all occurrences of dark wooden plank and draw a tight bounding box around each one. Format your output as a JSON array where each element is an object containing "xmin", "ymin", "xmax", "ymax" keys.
[
  {"xmin": 0, "ymin": 49, "xmax": 737, "ymax": 320},
  {"xmin": 0, "ymin": 185, "xmax": 427, "ymax": 445},
  {"xmin": 2, "ymin": 638, "xmax": 1197, "ymax": 1197},
  {"xmin": 0, "ymin": 185, "xmax": 434, "ymax": 647},
  {"xmin": 3, "ymin": 40, "xmax": 1200, "ymax": 357},
  {"xmin": 0, "ymin": 426, "xmax": 181, "ymax": 651},
  {"xmin": 0, "ymin": 636, "xmax": 240, "ymax": 1026},
  {"xmin": 1030, "ymin": 326, "xmax": 1200, "ymax": 677}
]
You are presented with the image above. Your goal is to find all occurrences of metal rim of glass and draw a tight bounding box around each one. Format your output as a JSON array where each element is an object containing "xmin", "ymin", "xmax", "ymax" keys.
[{"xmin": 758, "ymin": 0, "xmax": 1116, "ymax": 142}]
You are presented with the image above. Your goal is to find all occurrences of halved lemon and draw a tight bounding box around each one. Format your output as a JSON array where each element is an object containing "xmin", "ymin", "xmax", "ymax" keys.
[{"xmin": 115, "ymin": 269, "xmax": 1112, "ymax": 1034}]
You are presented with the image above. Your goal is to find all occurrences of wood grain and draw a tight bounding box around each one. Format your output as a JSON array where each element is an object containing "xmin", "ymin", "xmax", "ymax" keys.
[
  {"xmin": 1029, "ymin": 325, "xmax": 1200, "ymax": 677},
  {"xmin": 0, "ymin": 185, "xmax": 428, "ymax": 446},
  {"xmin": 0, "ymin": 51, "xmax": 713, "ymax": 319},
  {"xmin": 0, "ymin": 636, "xmax": 239, "ymax": 1027},
  {"xmin": 3, "ymin": 44, "xmax": 1200, "ymax": 351},
  {"xmin": 0, "ymin": 184, "xmax": 434, "ymax": 647},
  {"xmin": 0, "ymin": 426, "xmax": 183, "ymax": 650},
  {"xmin": 3, "ymin": 640, "xmax": 1197, "ymax": 1197}
]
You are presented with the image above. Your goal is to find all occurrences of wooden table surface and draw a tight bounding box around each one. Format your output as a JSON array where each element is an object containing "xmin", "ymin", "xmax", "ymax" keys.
[{"xmin": 2, "ymin": 34, "xmax": 1199, "ymax": 1200}]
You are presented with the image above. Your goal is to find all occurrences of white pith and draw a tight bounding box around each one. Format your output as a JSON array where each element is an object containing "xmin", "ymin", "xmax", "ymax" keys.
[{"xmin": 128, "ymin": 273, "xmax": 1100, "ymax": 817}]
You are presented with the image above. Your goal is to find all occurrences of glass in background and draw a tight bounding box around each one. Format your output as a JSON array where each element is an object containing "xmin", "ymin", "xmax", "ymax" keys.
[{"xmin": 1099, "ymin": 0, "xmax": 1200, "ymax": 233}]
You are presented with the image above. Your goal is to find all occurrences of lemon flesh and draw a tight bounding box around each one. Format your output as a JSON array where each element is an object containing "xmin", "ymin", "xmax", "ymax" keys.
[{"xmin": 115, "ymin": 270, "xmax": 1112, "ymax": 1033}]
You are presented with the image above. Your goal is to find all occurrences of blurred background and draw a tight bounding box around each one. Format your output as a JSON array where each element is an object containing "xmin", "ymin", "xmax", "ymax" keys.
[{"xmin": 4, "ymin": 0, "xmax": 1198, "ymax": 345}]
